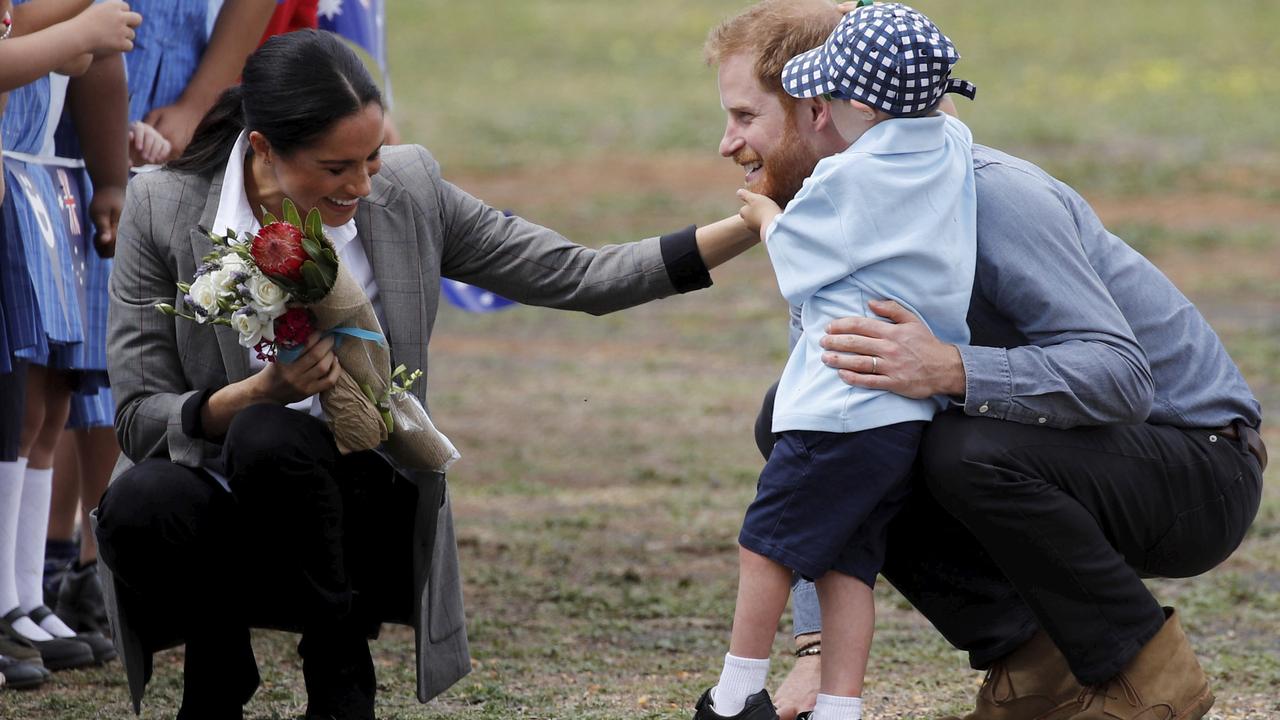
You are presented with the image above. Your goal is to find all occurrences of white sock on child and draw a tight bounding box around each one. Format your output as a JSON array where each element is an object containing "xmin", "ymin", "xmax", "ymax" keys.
[
  {"xmin": 16, "ymin": 465, "xmax": 78, "ymax": 638},
  {"xmin": 711, "ymin": 652, "xmax": 770, "ymax": 716},
  {"xmin": 812, "ymin": 693, "xmax": 862, "ymax": 720},
  {"xmin": 15, "ymin": 465, "xmax": 53, "ymax": 610},
  {"xmin": 0, "ymin": 459, "xmax": 54, "ymax": 641},
  {"xmin": 0, "ymin": 459, "xmax": 27, "ymax": 613}
]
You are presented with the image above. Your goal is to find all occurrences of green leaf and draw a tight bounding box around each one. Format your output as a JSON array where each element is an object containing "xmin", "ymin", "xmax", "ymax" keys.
[
  {"xmin": 301, "ymin": 261, "xmax": 326, "ymax": 291},
  {"xmin": 301, "ymin": 236, "xmax": 323, "ymax": 263},
  {"xmin": 382, "ymin": 410, "xmax": 394, "ymax": 433},
  {"xmin": 261, "ymin": 207, "xmax": 278, "ymax": 226},
  {"xmin": 306, "ymin": 208, "xmax": 323, "ymax": 241},
  {"xmin": 283, "ymin": 198, "xmax": 303, "ymax": 229}
]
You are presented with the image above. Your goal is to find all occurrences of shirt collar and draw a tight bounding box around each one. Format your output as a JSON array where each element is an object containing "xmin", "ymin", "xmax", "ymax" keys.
[
  {"xmin": 845, "ymin": 113, "xmax": 947, "ymax": 157},
  {"xmin": 213, "ymin": 130, "xmax": 359, "ymax": 252}
]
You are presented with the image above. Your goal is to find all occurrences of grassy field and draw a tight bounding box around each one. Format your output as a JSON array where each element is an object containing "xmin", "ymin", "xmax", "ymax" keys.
[{"xmin": 3, "ymin": 1, "xmax": 1277, "ymax": 718}]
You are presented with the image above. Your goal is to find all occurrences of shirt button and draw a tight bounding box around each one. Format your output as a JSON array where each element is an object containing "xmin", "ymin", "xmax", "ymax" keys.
[
  {"xmin": 978, "ymin": 404, "xmax": 989, "ymax": 413},
  {"xmin": 1038, "ymin": 417, "xmax": 1047, "ymax": 424},
  {"xmin": 1209, "ymin": 435, "xmax": 1218, "ymax": 443}
]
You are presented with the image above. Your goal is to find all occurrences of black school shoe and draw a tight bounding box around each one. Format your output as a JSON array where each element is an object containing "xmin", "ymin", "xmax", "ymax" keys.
[
  {"xmin": 27, "ymin": 606, "xmax": 116, "ymax": 664},
  {"xmin": 0, "ymin": 608, "xmax": 95, "ymax": 671},
  {"xmin": 0, "ymin": 653, "xmax": 47, "ymax": 689},
  {"xmin": 693, "ymin": 687, "xmax": 780, "ymax": 720}
]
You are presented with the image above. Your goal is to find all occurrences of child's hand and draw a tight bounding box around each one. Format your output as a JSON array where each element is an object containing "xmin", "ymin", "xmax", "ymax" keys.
[
  {"xmin": 129, "ymin": 120, "xmax": 172, "ymax": 166},
  {"xmin": 143, "ymin": 100, "xmax": 203, "ymax": 161},
  {"xmin": 737, "ymin": 188, "xmax": 782, "ymax": 239},
  {"xmin": 89, "ymin": 186, "xmax": 124, "ymax": 258},
  {"xmin": 71, "ymin": 0, "xmax": 142, "ymax": 56}
]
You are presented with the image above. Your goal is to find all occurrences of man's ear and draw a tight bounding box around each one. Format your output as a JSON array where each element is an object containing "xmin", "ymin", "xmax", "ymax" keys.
[{"xmin": 802, "ymin": 97, "xmax": 834, "ymax": 133}]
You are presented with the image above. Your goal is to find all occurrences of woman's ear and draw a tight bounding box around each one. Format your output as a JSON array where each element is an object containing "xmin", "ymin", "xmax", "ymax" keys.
[{"xmin": 247, "ymin": 131, "xmax": 272, "ymax": 165}]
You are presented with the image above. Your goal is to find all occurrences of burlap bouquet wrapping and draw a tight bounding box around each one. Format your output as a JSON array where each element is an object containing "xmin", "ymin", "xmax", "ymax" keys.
[{"xmin": 309, "ymin": 264, "xmax": 459, "ymax": 471}]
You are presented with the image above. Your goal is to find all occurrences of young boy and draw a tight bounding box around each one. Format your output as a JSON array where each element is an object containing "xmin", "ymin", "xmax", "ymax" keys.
[{"xmin": 695, "ymin": 4, "xmax": 977, "ymax": 719}]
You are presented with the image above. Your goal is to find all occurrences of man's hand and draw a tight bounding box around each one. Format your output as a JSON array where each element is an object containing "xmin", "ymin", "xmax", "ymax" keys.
[
  {"xmin": 774, "ymin": 638, "xmax": 821, "ymax": 720},
  {"xmin": 820, "ymin": 299, "xmax": 967, "ymax": 399},
  {"xmin": 88, "ymin": 185, "xmax": 123, "ymax": 258},
  {"xmin": 142, "ymin": 100, "xmax": 204, "ymax": 161},
  {"xmin": 737, "ymin": 187, "xmax": 782, "ymax": 239}
]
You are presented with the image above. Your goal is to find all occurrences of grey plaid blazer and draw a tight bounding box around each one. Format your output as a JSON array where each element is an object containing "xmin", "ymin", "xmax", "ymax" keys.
[{"xmin": 103, "ymin": 143, "xmax": 684, "ymax": 711}]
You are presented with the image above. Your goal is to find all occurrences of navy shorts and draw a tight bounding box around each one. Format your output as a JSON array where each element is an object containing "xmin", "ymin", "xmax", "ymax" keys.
[{"xmin": 738, "ymin": 422, "xmax": 925, "ymax": 587}]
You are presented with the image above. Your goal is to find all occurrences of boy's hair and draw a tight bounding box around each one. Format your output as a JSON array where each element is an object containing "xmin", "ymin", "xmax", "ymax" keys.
[{"xmin": 704, "ymin": 0, "xmax": 842, "ymax": 105}]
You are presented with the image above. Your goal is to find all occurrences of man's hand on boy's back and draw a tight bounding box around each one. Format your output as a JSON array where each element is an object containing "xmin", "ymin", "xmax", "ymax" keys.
[{"xmin": 820, "ymin": 299, "xmax": 967, "ymax": 399}]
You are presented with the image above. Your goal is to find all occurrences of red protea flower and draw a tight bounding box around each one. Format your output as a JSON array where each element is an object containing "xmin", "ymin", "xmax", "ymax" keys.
[{"xmin": 251, "ymin": 222, "xmax": 307, "ymax": 282}]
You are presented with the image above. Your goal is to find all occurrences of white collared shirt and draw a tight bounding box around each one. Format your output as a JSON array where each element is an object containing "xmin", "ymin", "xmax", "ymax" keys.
[{"xmin": 212, "ymin": 130, "xmax": 386, "ymax": 418}]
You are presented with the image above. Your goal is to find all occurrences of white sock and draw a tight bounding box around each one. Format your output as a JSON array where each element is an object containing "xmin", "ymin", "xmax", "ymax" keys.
[
  {"xmin": 16, "ymin": 466, "xmax": 76, "ymax": 638},
  {"xmin": 812, "ymin": 694, "xmax": 862, "ymax": 720},
  {"xmin": 0, "ymin": 458, "xmax": 28, "ymax": 614},
  {"xmin": 711, "ymin": 653, "xmax": 770, "ymax": 717}
]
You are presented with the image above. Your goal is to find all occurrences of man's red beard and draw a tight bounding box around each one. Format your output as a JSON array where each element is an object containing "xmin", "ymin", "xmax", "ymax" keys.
[{"xmin": 736, "ymin": 118, "xmax": 821, "ymax": 208}]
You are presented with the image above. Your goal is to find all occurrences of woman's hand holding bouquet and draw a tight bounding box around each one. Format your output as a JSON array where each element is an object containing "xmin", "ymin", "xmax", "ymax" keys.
[{"xmin": 158, "ymin": 199, "xmax": 459, "ymax": 471}]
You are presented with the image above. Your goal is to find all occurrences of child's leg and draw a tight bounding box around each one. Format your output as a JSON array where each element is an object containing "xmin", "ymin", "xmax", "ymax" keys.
[
  {"xmin": 814, "ymin": 571, "xmax": 873, "ymax": 708},
  {"xmin": 711, "ymin": 544, "xmax": 793, "ymax": 716}
]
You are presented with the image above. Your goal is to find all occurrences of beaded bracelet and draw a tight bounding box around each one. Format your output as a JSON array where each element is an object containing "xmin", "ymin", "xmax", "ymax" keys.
[
  {"xmin": 1, "ymin": 11, "xmax": 13, "ymax": 41},
  {"xmin": 794, "ymin": 640, "xmax": 822, "ymax": 658}
]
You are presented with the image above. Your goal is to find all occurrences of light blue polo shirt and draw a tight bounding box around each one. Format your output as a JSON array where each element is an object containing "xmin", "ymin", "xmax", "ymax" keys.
[{"xmin": 766, "ymin": 113, "xmax": 976, "ymax": 433}]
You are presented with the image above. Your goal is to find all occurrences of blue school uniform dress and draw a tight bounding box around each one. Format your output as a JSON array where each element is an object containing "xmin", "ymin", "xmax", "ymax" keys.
[
  {"xmin": 51, "ymin": 117, "xmax": 114, "ymax": 427},
  {"xmin": 125, "ymin": 0, "xmax": 208, "ymax": 123},
  {"xmin": 0, "ymin": 63, "xmax": 86, "ymax": 371}
]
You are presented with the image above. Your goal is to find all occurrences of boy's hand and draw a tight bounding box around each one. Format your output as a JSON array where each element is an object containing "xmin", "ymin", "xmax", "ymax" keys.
[
  {"xmin": 129, "ymin": 120, "xmax": 172, "ymax": 166},
  {"xmin": 72, "ymin": 1, "xmax": 142, "ymax": 56},
  {"xmin": 737, "ymin": 188, "xmax": 782, "ymax": 239}
]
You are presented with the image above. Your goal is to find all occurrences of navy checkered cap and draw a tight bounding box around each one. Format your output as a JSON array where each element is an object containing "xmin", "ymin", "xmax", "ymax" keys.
[{"xmin": 782, "ymin": 2, "xmax": 976, "ymax": 116}]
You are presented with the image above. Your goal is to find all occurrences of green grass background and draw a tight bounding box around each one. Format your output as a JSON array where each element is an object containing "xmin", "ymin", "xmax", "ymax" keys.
[{"xmin": 3, "ymin": 1, "xmax": 1277, "ymax": 718}]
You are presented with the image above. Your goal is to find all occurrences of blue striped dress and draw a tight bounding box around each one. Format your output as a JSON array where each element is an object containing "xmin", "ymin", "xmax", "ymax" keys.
[
  {"xmin": 125, "ymin": 1, "xmax": 208, "ymax": 123},
  {"xmin": 1, "ymin": 68, "xmax": 86, "ymax": 371}
]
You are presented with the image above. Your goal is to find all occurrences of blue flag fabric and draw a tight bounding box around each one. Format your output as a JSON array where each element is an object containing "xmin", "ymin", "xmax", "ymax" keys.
[
  {"xmin": 440, "ymin": 281, "xmax": 516, "ymax": 313},
  {"xmin": 318, "ymin": 0, "xmax": 387, "ymax": 77}
]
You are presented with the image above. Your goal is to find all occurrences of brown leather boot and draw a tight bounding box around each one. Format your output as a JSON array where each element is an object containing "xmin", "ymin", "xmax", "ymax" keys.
[
  {"xmin": 939, "ymin": 630, "xmax": 1086, "ymax": 720},
  {"xmin": 1072, "ymin": 608, "xmax": 1214, "ymax": 720}
]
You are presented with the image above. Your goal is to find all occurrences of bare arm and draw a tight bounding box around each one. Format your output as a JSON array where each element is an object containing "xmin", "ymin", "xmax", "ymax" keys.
[
  {"xmin": 143, "ymin": 0, "xmax": 275, "ymax": 160},
  {"xmin": 0, "ymin": 1, "xmax": 140, "ymax": 91},
  {"xmin": 67, "ymin": 53, "xmax": 129, "ymax": 257},
  {"xmin": 694, "ymin": 213, "xmax": 758, "ymax": 269}
]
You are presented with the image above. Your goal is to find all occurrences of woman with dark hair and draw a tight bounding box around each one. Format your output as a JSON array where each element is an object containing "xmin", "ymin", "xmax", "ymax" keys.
[{"xmin": 94, "ymin": 29, "xmax": 755, "ymax": 720}]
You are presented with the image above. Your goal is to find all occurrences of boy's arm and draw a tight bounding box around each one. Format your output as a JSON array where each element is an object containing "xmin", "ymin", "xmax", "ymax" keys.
[
  {"xmin": 67, "ymin": 52, "xmax": 130, "ymax": 257},
  {"xmin": 764, "ymin": 184, "xmax": 858, "ymax": 306},
  {"xmin": 142, "ymin": 0, "xmax": 275, "ymax": 160}
]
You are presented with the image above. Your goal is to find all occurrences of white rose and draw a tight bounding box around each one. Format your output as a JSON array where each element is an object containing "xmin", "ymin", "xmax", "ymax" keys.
[
  {"xmin": 247, "ymin": 272, "xmax": 288, "ymax": 319},
  {"xmin": 208, "ymin": 268, "xmax": 236, "ymax": 295},
  {"xmin": 219, "ymin": 252, "xmax": 247, "ymax": 275},
  {"xmin": 188, "ymin": 274, "xmax": 220, "ymax": 321},
  {"xmin": 232, "ymin": 309, "xmax": 266, "ymax": 348}
]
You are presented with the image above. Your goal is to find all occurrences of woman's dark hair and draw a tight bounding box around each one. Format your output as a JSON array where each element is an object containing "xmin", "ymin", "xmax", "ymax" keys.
[{"xmin": 169, "ymin": 29, "xmax": 383, "ymax": 175}]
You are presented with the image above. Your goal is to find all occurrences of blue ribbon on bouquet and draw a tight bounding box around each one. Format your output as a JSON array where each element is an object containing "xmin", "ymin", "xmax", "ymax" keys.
[{"xmin": 276, "ymin": 326, "xmax": 386, "ymax": 364}]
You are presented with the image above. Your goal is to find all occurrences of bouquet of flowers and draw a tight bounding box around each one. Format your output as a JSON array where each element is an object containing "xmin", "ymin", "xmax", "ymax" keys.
[{"xmin": 157, "ymin": 199, "xmax": 459, "ymax": 471}]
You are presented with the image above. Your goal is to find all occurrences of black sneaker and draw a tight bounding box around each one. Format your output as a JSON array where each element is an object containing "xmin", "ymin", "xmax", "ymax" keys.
[
  {"xmin": 693, "ymin": 687, "xmax": 780, "ymax": 720},
  {"xmin": 0, "ymin": 653, "xmax": 47, "ymax": 690}
]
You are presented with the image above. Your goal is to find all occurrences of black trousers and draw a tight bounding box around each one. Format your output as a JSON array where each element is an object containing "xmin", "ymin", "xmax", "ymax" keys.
[
  {"xmin": 97, "ymin": 404, "xmax": 415, "ymax": 720},
  {"xmin": 756, "ymin": 387, "xmax": 1263, "ymax": 684}
]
